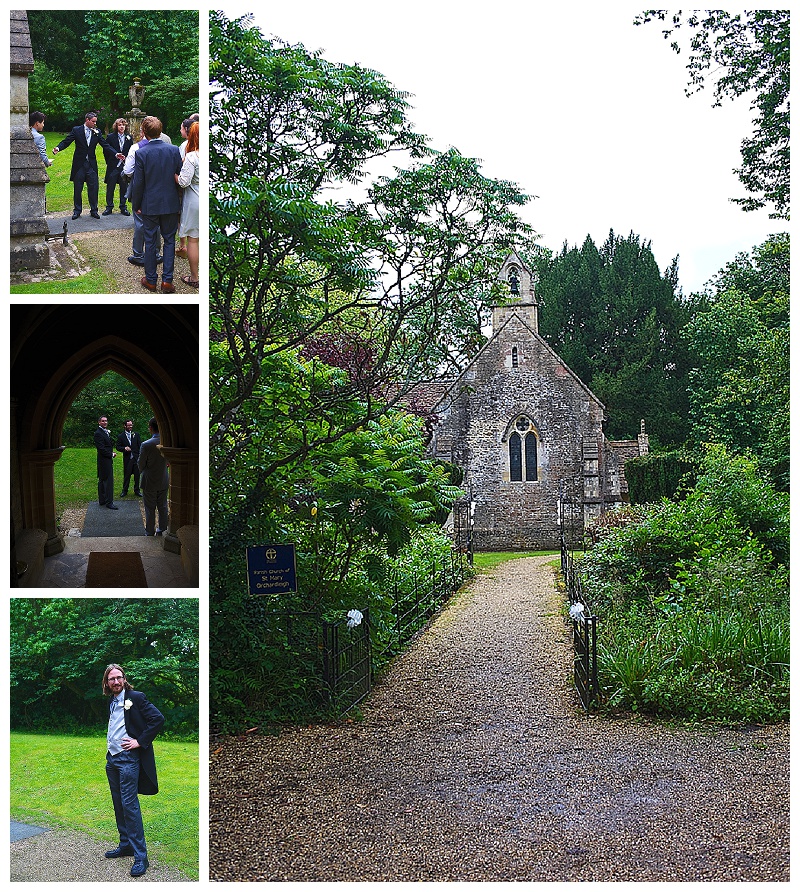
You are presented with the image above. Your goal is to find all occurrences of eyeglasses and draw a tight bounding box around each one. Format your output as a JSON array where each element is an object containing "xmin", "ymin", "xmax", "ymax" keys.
[{"xmin": 108, "ymin": 677, "xmax": 124, "ymax": 683}]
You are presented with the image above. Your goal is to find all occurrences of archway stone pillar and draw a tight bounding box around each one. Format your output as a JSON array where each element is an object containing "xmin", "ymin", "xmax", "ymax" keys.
[
  {"xmin": 21, "ymin": 447, "xmax": 66, "ymax": 555},
  {"xmin": 160, "ymin": 447, "xmax": 198, "ymax": 555}
]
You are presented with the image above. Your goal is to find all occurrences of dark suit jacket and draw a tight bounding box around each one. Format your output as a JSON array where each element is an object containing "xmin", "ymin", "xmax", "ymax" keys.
[
  {"xmin": 129, "ymin": 138, "xmax": 183, "ymax": 216},
  {"xmin": 113, "ymin": 689, "xmax": 165, "ymax": 795},
  {"xmin": 55, "ymin": 124, "xmax": 115, "ymax": 182},
  {"xmin": 94, "ymin": 427, "xmax": 115, "ymax": 477},
  {"xmin": 115, "ymin": 430, "xmax": 142, "ymax": 471},
  {"xmin": 104, "ymin": 133, "xmax": 133, "ymax": 183}
]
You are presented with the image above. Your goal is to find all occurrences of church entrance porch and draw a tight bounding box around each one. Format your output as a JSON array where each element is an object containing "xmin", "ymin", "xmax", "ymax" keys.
[{"xmin": 38, "ymin": 534, "xmax": 189, "ymax": 588}]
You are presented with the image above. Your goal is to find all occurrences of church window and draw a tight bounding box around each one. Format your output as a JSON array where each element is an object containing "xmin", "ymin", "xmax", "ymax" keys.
[
  {"xmin": 508, "ymin": 415, "xmax": 538, "ymax": 482},
  {"xmin": 509, "ymin": 433, "xmax": 523, "ymax": 481},
  {"xmin": 512, "ymin": 346, "xmax": 519, "ymax": 367}
]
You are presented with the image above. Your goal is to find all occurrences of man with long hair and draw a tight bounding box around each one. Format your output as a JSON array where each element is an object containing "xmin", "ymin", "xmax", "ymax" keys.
[
  {"xmin": 102, "ymin": 118, "xmax": 133, "ymax": 216},
  {"xmin": 103, "ymin": 663, "xmax": 164, "ymax": 878}
]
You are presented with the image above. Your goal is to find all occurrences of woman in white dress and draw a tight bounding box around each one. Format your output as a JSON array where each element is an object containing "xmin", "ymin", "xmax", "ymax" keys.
[{"xmin": 176, "ymin": 122, "xmax": 199, "ymax": 287}]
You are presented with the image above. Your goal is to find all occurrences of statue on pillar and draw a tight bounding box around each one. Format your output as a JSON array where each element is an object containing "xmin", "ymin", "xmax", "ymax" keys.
[{"xmin": 126, "ymin": 78, "xmax": 146, "ymax": 142}]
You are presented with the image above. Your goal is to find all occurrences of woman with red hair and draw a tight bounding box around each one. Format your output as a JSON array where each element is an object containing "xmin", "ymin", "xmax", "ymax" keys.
[{"xmin": 176, "ymin": 121, "xmax": 199, "ymax": 287}]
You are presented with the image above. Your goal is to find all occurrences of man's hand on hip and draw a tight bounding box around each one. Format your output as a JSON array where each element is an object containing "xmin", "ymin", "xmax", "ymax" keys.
[{"xmin": 121, "ymin": 736, "xmax": 140, "ymax": 750}]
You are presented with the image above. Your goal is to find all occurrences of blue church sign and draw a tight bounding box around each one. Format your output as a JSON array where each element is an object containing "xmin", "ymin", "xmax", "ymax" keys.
[{"xmin": 246, "ymin": 544, "xmax": 297, "ymax": 596}]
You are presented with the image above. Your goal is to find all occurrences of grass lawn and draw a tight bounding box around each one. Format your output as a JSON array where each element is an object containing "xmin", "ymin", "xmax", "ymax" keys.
[
  {"xmin": 42, "ymin": 131, "xmax": 76, "ymax": 213},
  {"xmin": 472, "ymin": 550, "xmax": 559, "ymax": 572},
  {"xmin": 54, "ymin": 448, "xmax": 100, "ymax": 519},
  {"xmin": 10, "ymin": 732, "xmax": 199, "ymax": 880},
  {"xmin": 10, "ymin": 264, "xmax": 119, "ymax": 294}
]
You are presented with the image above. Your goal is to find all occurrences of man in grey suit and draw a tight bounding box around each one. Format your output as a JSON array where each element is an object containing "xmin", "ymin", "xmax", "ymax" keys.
[
  {"xmin": 128, "ymin": 116, "xmax": 183, "ymax": 294},
  {"xmin": 138, "ymin": 418, "xmax": 169, "ymax": 537}
]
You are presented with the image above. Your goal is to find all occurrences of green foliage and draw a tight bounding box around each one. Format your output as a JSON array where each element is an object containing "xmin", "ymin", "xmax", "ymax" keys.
[
  {"xmin": 10, "ymin": 599, "xmax": 199, "ymax": 737},
  {"xmin": 636, "ymin": 10, "xmax": 790, "ymax": 218},
  {"xmin": 209, "ymin": 12, "xmax": 537, "ymax": 729},
  {"xmin": 26, "ymin": 10, "xmax": 199, "ymax": 133},
  {"xmin": 581, "ymin": 445, "xmax": 789, "ymax": 722},
  {"xmin": 11, "ymin": 733, "xmax": 199, "ymax": 879},
  {"xmin": 532, "ymin": 230, "xmax": 691, "ymax": 444},
  {"xmin": 209, "ymin": 13, "xmax": 532, "ymax": 546},
  {"xmin": 625, "ymin": 449, "xmax": 699, "ymax": 504},
  {"xmin": 27, "ymin": 63, "xmax": 76, "ymax": 129},
  {"xmin": 685, "ymin": 234, "xmax": 789, "ymax": 489},
  {"xmin": 62, "ymin": 371, "xmax": 153, "ymax": 448},
  {"xmin": 211, "ymin": 526, "xmax": 463, "ymax": 731}
]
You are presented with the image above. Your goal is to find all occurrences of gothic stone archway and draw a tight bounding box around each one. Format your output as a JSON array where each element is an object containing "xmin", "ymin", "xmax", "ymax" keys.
[{"xmin": 11, "ymin": 305, "xmax": 199, "ymax": 561}]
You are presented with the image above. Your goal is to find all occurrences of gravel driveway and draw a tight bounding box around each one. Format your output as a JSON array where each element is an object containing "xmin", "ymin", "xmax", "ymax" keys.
[{"xmin": 209, "ymin": 555, "xmax": 789, "ymax": 882}]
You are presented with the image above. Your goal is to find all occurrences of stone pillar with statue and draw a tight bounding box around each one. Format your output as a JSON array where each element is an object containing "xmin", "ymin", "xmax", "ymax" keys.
[{"xmin": 126, "ymin": 78, "xmax": 146, "ymax": 142}]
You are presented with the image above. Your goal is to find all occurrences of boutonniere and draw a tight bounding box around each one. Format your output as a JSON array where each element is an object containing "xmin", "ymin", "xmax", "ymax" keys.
[
  {"xmin": 124, "ymin": 699, "xmax": 133, "ymax": 710},
  {"xmin": 91, "ymin": 128, "xmax": 100, "ymax": 135}
]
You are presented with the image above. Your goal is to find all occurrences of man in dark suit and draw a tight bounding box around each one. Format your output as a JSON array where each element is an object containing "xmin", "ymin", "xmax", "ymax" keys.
[
  {"xmin": 52, "ymin": 111, "xmax": 125, "ymax": 220},
  {"xmin": 115, "ymin": 419, "xmax": 142, "ymax": 497},
  {"xmin": 94, "ymin": 415, "xmax": 118, "ymax": 510},
  {"xmin": 128, "ymin": 116, "xmax": 183, "ymax": 294},
  {"xmin": 103, "ymin": 118, "xmax": 133, "ymax": 216},
  {"xmin": 103, "ymin": 663, "xmax": 165, "ymax": 878}
]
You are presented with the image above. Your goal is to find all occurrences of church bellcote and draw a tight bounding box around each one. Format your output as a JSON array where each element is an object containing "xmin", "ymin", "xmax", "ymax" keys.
[{"xmin": 493, "ymin": 251, "xmax": 538, "ymax": 333}]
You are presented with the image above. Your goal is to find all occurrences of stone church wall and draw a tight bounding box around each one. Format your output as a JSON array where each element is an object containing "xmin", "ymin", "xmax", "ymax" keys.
[{"xmin": 431, "ymin": 315, "xmax": 609, "ymax": 550}]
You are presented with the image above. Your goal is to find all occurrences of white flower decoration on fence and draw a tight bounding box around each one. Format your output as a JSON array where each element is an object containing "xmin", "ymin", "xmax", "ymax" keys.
[
  {"xmin": 569, "ymin": 602, "xmax": 586, "ymax": 622},
  {"xmin": 346, "ymin": 609, "xmax": 364, "ymax": 629}
]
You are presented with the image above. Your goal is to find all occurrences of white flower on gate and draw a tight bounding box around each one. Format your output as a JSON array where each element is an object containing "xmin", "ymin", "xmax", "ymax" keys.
[
  {"xmin": 124, "ymin": 699, "xmax": 133, "ymax": 710},
  {"xmin": 569, "ymin": 602, "xmax": 586, "ymax": 622},
  {"xmin": 346, "ymin": 609, "xmax": 364, "ymax": 629}
]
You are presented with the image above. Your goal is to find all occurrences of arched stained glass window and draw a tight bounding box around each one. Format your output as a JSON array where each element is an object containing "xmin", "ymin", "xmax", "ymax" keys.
[
  {"xmin": 507, "ymin": 415, "xmax": 538, "ymax": 482},
  {"xmin": 509, "ymin": 432, "xmax": 522, "ymax": 481},
  {"xmin": 525, "ymin": 430, "xmax": 538, "ymax": 480}
]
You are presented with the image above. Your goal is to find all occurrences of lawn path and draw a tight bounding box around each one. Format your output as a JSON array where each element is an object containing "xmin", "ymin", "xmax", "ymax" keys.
[{"xmin": 210, "ymin": 555, "xmax": 789, "ymax": 881}]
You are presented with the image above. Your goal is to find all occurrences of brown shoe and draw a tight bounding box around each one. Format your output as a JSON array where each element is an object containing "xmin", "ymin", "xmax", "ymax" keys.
[
  {"xmin": 161, "ymin": 280, "xmax": 176, "ymax": 293},
  {"xmin": 140, "ymin": 277, "xmax": 157, "ymax": 292}
]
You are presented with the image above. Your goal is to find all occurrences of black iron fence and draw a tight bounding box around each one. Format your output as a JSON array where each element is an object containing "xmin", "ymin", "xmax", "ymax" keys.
[
  {"xmin": 322, "ymin": 608, "xmax": 372, "ymax": 713},
  {"xmin": 561, "ymin": 543, "xmax": 599, "ymax": 709},
  {"xmin": 559, "ymin": 476, "xmax": 600, "ymax": 710},
  {"xmin": 380, "ymin": 550, "xmax": 468, "ymax": 660},
  {"xmin": 318, "ymin": 549, "xmax": 470, "ymax": 715}
]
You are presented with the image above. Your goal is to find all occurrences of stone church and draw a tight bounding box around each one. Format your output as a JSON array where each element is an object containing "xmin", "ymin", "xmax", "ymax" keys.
[{"xmin": 425, "ymin": 252, "xmax": 648, "ymax": 550}]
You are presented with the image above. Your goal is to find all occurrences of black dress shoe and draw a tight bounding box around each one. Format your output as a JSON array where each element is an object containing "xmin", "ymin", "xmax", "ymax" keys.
[
  {"xmin": 134, "ymin": 490, "xmax": 142, "ymax": 497},
  {"xmin": 120, "ymin": 208, "xmax": 131, "ymax": 216},
  {"xmin": 155, "ymin": 254, "xmax": 164, "ymax": 265},
  {"xmin": 72, "ymin": 212, "xmax": 81, "ymax": 220},
  {"xmin": 107, "ymin": 503, "xmax": 119, "ymax": 510},
  {"xmin": 102, "ymin": 208, "xmax": 113, "ymax": 216},
  {"xmin": 130, "ymin": 859, "xmax": 149, "ymax": 877},
  {"xmin": 127, "ymin": 256, "xmax": 145, "ymax": 267},
  {"xmin": 90, "ymin": 210, "xmax": 101, "ymax": 219},
  {"xmin": 105, "ymin": 845, "xmax": 134, "ymax": 858},
  {"xmin": 119, "ymin": 492, "xmax": 128, "ymax": 498}
]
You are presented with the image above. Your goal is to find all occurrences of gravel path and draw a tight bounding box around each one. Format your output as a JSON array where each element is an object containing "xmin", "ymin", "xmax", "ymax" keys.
[
  {"xmin": 10, "ymin": 827, "xmax": 192, "ymax": 882},
  {"xmin": 209, "ymin": 556, "xmax": 789, "ymax": 882}
]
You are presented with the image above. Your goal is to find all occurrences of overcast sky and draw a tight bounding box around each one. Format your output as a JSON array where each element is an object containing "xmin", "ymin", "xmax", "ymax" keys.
[{"xmin": 225, "ymin": 2, "xmax": 782, "ymax": 295}]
